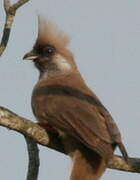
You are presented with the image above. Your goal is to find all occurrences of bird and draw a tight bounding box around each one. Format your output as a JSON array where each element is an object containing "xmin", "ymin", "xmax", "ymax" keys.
[{"xmin": 23, "ymin": 17, "xmax": 128, "ymax": 180}]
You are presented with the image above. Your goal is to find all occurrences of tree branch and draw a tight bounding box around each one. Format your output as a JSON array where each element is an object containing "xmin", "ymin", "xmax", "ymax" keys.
[
  {"xmin": 108, "ymin": 155, "xmax": 140, "ymax": 173},
  {"xmin": 0, "ymin": 106, "xmax": 139, "ymax": 174},
  {"xmin": 25, "ymin": 136, "xmax": 40, "ymax": 180},
  {"xmin": 1, "ymin": 1, "xmax": 40, "ymax": 179},
  {"xmin": 0, "ymin": 106, "xmax": 43, "ymax": 179},
  {"xmin": 4, "ymin": 0, "xmax": 11, "ymax": 12},
  {"xmin": 12, "ymin": 0, "xmax": 30, "ymax": 10},
  {"xmin": 0, "ymin": 106, "xmax": 49, "ymax": 145},
  {"xmin": 0, "ymin": 0, "xmax": 31, "ymax": 56}
]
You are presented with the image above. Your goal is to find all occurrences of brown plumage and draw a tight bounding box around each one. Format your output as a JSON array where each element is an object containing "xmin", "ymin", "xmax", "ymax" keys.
[{"xmin": 23, "ymin": 17, "xmax": 128, "ymax": 180}]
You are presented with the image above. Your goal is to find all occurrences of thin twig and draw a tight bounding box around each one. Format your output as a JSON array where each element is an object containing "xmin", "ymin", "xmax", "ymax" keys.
[
  {"xmin": 4, "ymin": 0, "xmax": 11, "ymax": 12},
  {"xmin": 0, "ymin": 106, "xmax": 139, "ymax": 174},
  {"xmin": 0, "ymin": 0, "xmax": 31, "ymax": 56},
  {"xmin": 25, "ymin": 136, "xmax": 40, "ymax": 180},
  {"xmin": 12, "ymin": 0, "xmax": 30, "ymax": 10}
]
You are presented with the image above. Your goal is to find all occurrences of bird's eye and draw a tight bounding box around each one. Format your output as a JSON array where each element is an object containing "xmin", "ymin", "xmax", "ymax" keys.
[{"xmin": 42, "ymin": 45, "xmax": 56, "ymax": 57}]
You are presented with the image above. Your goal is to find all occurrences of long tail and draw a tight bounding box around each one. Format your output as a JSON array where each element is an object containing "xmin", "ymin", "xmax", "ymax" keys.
[{"xmin": 69, "ymin": 149, "xmax": 106, "ymax": 180}]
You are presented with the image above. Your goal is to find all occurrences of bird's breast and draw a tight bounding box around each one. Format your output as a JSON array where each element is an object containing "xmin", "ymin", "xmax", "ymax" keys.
[{"xmin": 31, "ymin": 88, "xmax": 53, "ymax": 123}]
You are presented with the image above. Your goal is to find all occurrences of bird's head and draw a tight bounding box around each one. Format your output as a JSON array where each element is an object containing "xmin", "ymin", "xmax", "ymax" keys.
[{"xmin": 23, "ymin": 16, "xmax": 77, "ymax": 77}]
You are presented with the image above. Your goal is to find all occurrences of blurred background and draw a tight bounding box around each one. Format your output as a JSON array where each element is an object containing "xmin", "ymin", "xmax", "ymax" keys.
[{"xmin": 0, "ymin": 0, "xmax": 140, "ymax": 179}]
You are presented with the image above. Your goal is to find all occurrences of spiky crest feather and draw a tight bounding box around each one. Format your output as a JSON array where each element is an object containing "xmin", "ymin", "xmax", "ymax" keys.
[
  {"xmin": 33, "ymin": 16, "xmax": 76, "ymax": 68},
  {"xmin": 35, "ymin": 16, "xmax": 70, "ymax": 52}
]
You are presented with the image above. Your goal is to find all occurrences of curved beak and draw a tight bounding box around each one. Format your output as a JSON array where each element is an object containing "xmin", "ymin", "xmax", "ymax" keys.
[{"xmin": 23, "ymin": 51, "xmax": 38, "ymax": 60}]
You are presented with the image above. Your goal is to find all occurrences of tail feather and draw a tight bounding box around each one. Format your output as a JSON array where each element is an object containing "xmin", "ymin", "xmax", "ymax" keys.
[
  {"xmin": 118, "ymin": 142, "xmax": 128, "ymax": 161},
  {"xmin": 70, "ymin": 149, "xmax": 106, "ymax": 180}
]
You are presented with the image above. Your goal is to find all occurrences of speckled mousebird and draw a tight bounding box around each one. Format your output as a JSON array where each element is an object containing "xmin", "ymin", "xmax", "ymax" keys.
[{"xmin": 23, "ymin": 17, "xmax": 128, "ymax": 180}]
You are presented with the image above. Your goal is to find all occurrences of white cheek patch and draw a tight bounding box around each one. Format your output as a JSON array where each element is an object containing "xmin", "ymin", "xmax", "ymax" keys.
[{"xmin": 54, "ymin": 54, "xmax": 71, "ymax": 72}]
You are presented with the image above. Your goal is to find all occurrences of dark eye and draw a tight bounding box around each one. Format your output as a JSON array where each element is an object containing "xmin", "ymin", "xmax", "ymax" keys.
[{"xmin": 42, "ymin": 45, "xmax": 56, "ymax": 57}]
